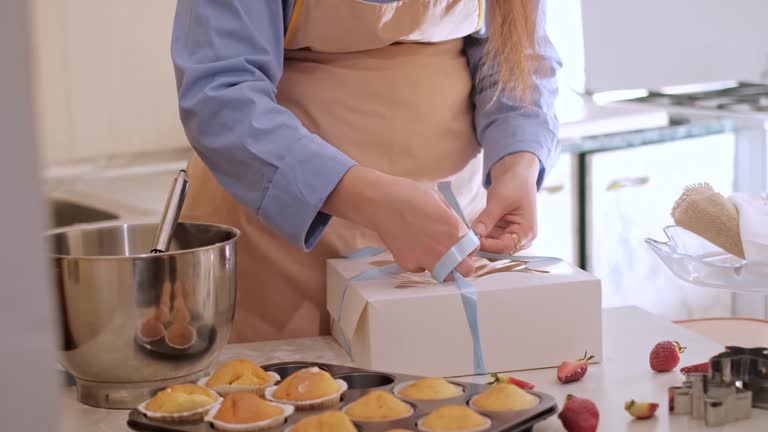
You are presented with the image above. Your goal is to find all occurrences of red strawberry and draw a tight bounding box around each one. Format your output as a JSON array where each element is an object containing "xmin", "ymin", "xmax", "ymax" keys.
[
  {"xmin": 559, "ymin": 394, "xmax": 599, "ymax": 432},
  {"xmin": 486, "ymin": 373, "xmax": 535, "ymax": 390},
  {"xmin": 506, "ymin": 376, "xmax": 536, "ymax": 390},
  {"xmin": 625, "ymin": 400, "xmax": 659, "ymax": 419},
  {"xmin": 680, "ymin": 362, "xmax": 709, "ymax": 375},
  {"xmin": 557, "ymin": 351, "xmax": 596, "ymax": 383},
  {"xmin": 649, "ymin": 341, "xmax": 686, "ymax": 372}
]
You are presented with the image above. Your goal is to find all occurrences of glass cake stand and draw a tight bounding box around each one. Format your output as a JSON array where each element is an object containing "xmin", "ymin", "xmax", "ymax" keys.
[{"xmin": 645, "ymin": 225, "xmax": 768, "ymax": 293}]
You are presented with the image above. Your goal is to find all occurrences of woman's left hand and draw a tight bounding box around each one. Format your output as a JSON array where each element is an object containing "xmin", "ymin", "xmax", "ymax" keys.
[{"xmin": 471, "ymin": 152, "xmax": 540, "ymax": 254}]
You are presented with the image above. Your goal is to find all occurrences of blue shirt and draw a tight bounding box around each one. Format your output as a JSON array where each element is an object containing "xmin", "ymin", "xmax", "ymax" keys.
[{"xmin": 171, "ymin": 0, "xmax": 561, "ymax": 252}]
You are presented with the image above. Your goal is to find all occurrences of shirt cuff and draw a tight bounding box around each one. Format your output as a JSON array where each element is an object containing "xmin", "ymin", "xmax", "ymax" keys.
[
  {"xmin": 259, "ymin": 134, "xmax": 357, "ymax": 251},
  {"xmin": 482, "ymin": 119, "xmax": 557, "ymax": 190}
]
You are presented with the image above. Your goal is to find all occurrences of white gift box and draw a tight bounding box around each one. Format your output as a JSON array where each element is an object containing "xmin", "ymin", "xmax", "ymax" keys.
[{"xmin": 327, "ymin": 254, "xmax": 603, "ymax": 377}]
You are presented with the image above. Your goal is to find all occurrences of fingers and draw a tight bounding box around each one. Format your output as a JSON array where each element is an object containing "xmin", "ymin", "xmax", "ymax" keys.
[
  {"xmin": 480, "ymin": 234, "xmax": 517, "ymax": 254},
  {"xmin": 471, "ymin": 200, "xmax": 506, "ymax": 238},
  {"xmin": 480, "ymin": 229, "xmax": 537, "ymax": 254},
  {"xmin": 455, "ymin": 256, "xmax": 476, "ymax": 278},
  {"xmin": 444, "ymin": 257, "xmax": 476, "ymax": 281},
  {"xmin": 401, "ymin": 264, "xmax": 427, "ymax": 274}
]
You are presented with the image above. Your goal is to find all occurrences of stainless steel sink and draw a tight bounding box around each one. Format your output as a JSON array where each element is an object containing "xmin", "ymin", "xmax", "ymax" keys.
[{"xmin": 49, "ymin": 199, "xmax": 118, "ymax": 228}]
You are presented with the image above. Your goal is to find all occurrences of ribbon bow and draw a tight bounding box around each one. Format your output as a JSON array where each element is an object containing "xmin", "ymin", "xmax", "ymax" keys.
[{"xmin": 336, "ymin": 181, "xmax": 555, "ymax": 375}]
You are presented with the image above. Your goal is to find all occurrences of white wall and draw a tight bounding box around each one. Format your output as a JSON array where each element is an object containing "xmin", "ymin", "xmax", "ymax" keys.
[
  {"xmin": 30, "ymin": 0, "xmax": 188, "ymax": 166},
  {"xmin": 546, "ymin": 0, "xmax": 586, "ymax": 93},
  {"xmin": 582, "ymin": 0, "xmax": 768, "ymax": 92},
  {"xmin": 0, "ymin": 2, "xmax": 58, "ymax": 430}
]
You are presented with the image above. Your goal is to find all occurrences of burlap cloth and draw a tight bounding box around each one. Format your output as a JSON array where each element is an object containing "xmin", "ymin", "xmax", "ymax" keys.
[{"xmin": 671, "ymin": 183, "xmax": 745, "ymax": 259}]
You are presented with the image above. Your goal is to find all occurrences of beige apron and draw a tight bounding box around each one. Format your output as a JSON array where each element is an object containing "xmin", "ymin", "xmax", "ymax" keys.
[{"xmin": 182, "ymin": 0, "xmax": 487, "ymax": 343}]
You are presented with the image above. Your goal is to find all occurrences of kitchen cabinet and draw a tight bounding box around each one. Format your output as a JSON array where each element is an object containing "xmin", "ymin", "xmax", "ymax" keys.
[
  {"xmin": 585, "ymin": 133, "xmax": 736, "ymax": 320},
  {"xmin": 529, "ymin": 153, "xmax": 578, "ymax": 265}
]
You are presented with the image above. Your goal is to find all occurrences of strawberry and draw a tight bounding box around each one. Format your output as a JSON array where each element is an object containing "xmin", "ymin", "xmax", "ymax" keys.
[
  {"xmin": 649, "ymin": 341, "xmax": 686, "ymax": 372},
  {"xmin": 487, "ymin": 373, "xmax": 535, "ymax": 390},
  {"xmin": 559, "ymin": 394, "xmax": 599, "ymax": 432},
  {"xmin": 680, "ymin": 362, "xmax": 709, "ymax": 375},
  {"xmin": 557, "ymin": 351, "xmax": 596, "ymax": 383},
  {"xmin": 624, "ymin": 400, "xmax": 659, "ymax": 419}
]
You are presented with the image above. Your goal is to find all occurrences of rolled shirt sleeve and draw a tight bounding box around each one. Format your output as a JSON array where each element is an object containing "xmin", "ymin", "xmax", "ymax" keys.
[
  {"xmin": 171, "ymin": 0, "xmax": 356, "ymax": 251},
  {"xmin": 464, "ymin": 0, "xmax": 562, "ymax": 189}
]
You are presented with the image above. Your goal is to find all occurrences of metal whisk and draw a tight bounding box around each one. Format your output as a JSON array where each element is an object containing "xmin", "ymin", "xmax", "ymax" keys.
[{"xmin": 150, "ymin": 170, "xmax": 189, "ymax": 254}]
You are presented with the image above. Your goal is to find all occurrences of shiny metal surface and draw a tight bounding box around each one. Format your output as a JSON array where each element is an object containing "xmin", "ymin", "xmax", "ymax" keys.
[
  {"xmin": 151, "ymin": 170, "xmax": 189, "ymax": 254},
  {"xmin": 47, "ymin": 222, "xmax": 239, "ymax": 409}
]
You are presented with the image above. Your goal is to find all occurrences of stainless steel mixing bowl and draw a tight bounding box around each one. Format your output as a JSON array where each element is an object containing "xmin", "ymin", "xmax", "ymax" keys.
[{"xmin": 47, "ymin": 222, "xmax": 239, "ymax": 409}]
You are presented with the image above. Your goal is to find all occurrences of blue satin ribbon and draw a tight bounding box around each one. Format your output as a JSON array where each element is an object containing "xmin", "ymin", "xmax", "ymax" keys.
[
  {"xmin": 431, "ymin": 231, "xmax": 480, "ymax": 283},
  {"xmin": 335, "ymin": 260, "xmax": 402, "ymax": 358},
  {"xmin": 336, "ymin": 182, "xmax": 487, "ymax": 375},
  {"xmin": 454, "ymin": 271, "xmax": 486, "ymax": 374}
]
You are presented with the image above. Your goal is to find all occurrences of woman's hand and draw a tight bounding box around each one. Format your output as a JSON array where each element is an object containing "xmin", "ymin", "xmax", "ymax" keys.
[
  {"xmin": 324, "ymin": 167, "xmax": 475, "ymax": 277},
  {"xmin": 472, "ymin": 152, "xmax": 539, "ymax": 254}
]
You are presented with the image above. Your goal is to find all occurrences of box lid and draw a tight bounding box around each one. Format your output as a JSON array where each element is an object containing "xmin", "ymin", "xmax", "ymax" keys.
[{"xmin": 327, "ymin": 253, "xmax": 599, "ymax": 343}]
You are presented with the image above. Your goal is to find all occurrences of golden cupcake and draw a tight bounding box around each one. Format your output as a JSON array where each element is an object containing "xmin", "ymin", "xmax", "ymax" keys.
[
  {"xmin": 204, "ymin": 359, "xmax": 278, "ymax": 395},
  {"xmin": 398, "ymin": 378, "xmax": 462, "ymax": 401},
  {"xmin": 419, "ymin": 406, "xmax": 490, "ymax": 432},
  {"xmin": 343, "ymin": 390, "xmax": 413, "ymax": 421},
  {"xmin": 290, "ymin": 410, "xmax": 357, "ymax": 432},
  {"xmin": 165, "ymin": 322, "xmax": 195, "ymax": 349},
  {"xmin": 138, "ymin": 316, "xmax": 164, "ymax": 341},
  {"xmin": 140, "ymin": 384, "xmax": 219, "ymax": 421},
  {"xmin": 267, "ymin": 367, "xmax": 346, "ymax": 409},
  {"xmin": 470, "ymin": 383, "xmax": 539, "ymax": 412},
  {"xmin": 206, "ymin": 392, "xmax": 293, "ymax": 431}
]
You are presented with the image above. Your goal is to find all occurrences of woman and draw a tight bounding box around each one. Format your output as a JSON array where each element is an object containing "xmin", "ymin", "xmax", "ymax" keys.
[{"xmin": 171, "ymin": 0, "xmax": 561, "ymax": 343}]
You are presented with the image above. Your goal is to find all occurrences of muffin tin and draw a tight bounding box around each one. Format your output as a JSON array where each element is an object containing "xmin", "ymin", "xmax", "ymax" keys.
[{"xmin": 127, "ymin": 361, "xmax": 558, "ymax": 432}]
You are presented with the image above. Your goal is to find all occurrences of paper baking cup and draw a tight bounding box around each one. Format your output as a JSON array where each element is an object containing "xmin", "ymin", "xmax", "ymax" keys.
[
  {"xmin": 265, "ymin": 379, "xmax": 348, "ymax": 410},
  {"xmin": 164, "ymin": 325, "xmax": 197, "ymax": 350},
  {"xmin": 394, "ymin": 380, "xmax": 464, "ymax": 401},
  {"xmin": 204, "ymin": 400, "xmax": 294, "ymax": 431},
  {"xmin": 417, "ymin": 414, "xmax": 492, "ymax": 432},
  {"xmin": 137, "ymin": 391, "xmax": 223, "ymax": 423},
  {"xmin": 197, "ymin": 372, "xmax": 281, "ymax": 397},
  {"xmin": 341, "ymin": 402, "xmax": 414, "ymax": 423}
]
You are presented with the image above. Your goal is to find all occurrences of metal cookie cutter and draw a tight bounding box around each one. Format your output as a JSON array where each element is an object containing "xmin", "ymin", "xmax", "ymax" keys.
[{"xmin": 669, "ymin": 346, "xmax": 768, "ymax": 427}]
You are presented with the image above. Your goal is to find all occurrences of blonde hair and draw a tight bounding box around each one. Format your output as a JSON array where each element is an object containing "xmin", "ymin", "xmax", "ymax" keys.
[{"xmin": 483, "ymin": 0, "xmax": 542, "ymax": 103}]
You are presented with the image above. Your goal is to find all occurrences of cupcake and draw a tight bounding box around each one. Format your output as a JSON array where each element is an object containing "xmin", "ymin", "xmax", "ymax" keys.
[
  {"xmin": 205, "ymin": 392, "xmax": 293, "ymax": 431},
  {"xmin": 201, "ymin": 359, "xmax": 280, "ymax": 396},
  {"xmin": 137, "ymin": 316, "xmax": 165, "ymax": 342},
  {"xmin": 139, "ymin": 383, "xmax": 221, "ymax": 422},
  {"xmin": 165, "ymin": 321, "xmax": 196, "ymax": 349},
  {"xmin": 266, "ymin": 367, "xmax": 347, "ymax": 410},
  {"xmin": 470, "ymin": 383, "xmax": 539, "ymax": 412},
  {"xmin": 343, "ymin": 390, "xmax": 413, "ymax": 422},
  {"xmin": 418, "ymin": 406, "xmax": 491, "ymax": 432},
  {"xmin": 397, "ymin": 378, "xmax": 463, "ymax": 401},
  {"xmin": 289, "ymin": 410, "xmax": 357, "ymax": 432}
]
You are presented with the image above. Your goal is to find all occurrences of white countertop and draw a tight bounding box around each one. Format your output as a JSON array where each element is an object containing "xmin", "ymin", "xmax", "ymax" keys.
[
  {"xmin": 57, "ymin": 306, "xmax": 766, "ymax": 431},
  {"xmin": 556, "ymin": 90, "xmax": 669, "ymax": 141}
]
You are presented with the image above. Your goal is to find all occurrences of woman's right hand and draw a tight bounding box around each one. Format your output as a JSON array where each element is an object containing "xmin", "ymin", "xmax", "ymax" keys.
[{"xmin": 323, "ymin": 167, "xmax": 475, "ymax": 277}]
